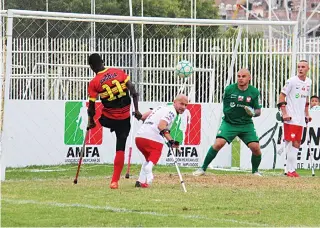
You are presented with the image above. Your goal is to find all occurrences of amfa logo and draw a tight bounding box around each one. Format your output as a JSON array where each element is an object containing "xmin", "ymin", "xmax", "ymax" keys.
[
  {"xmin": 169, "ymin": 104, "xmax": 201, "ymax": 145},
  {"xmin": 64, "ymin": 101, "xmax": 103, "ymax": 145}
]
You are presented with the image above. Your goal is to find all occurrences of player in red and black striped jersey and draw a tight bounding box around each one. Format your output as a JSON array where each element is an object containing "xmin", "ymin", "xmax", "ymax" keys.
[{"xmin": 87, "ymin": 53, "xmax": 142, "ymax": 189}]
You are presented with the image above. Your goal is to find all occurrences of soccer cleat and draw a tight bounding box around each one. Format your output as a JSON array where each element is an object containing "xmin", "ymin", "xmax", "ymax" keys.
[
  {"xmin": 110, "ymin": 182, "xmax": 119, "ymax": 189},
  {"xmin": 253, "ymin": 171, "xmax": 262, "ymax": 176},
  {"xmin": 292, "ymin": 171, "xmax": 300, "ymax": 177},
  {"xmin": 287, "ymin": 171, "xmax": 300, "ymax": 177},
  {"xmin": 135, "ymin": 181, "xmax": 149, "ymax": 188},
  {"xmin": 287, "ymin": 172, "xmax": 295, "ymax": 177},
  {"xmin": 193, "ymin": 168, "xmax": 205, "ymax": 176}
]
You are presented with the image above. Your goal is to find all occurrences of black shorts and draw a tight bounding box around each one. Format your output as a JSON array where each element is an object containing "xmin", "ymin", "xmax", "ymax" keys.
[{"xmin": 99, "ymin": 115, "xmax": 131, "ymax": 137}]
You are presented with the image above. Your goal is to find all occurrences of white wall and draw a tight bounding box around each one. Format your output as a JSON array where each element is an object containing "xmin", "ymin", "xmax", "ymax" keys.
[
  {"xmin": 1, "ymin": 101, "xmax": 231, "ymax": 170},
  {"xmin": 1, "ymin": 101, "xmax": 319, "ymax": 181}
]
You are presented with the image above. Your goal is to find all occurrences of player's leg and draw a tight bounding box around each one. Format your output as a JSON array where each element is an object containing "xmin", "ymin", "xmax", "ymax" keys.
[
  {"xmin": 135, "ymin": 137, "xmax": 163, "ymax": 187},
  {"xmin": 113, "ymin": 118, "xmax": 131, "ymax": 185},
  {"xmin": 247, "ymin": 142, "xmax": 262, "ymax": 175},
  {"xmin": 108, "ymin": 117, "xmax": 131, "ymax": 189},
  {"xmin": 284, "ymin": 123, "xmax": 302, "ymax": 177},
  {"xmin": 144, "ymin": 142, "xmax": 162, "ymax": 186},
  {"xmin": 135, "ymin": 137, "xmax": 151, "ymax": 187},
  {"xmin": 142, "ymin": 139, "xmax": 163, "ymax": 186},
  {"xmin": 287, "ymin": 140, "xmax": 301, "ymax": 177},
  {"xmin": 238, "ymin": 123, "xmax": 262, "ymax": 175},
  {"xmin": 193, "ymin": 121, "xmax": 237, "ymax": 176},
  {"xmin": 99, "ymin": 115, "xmax": 118, "ymax": 188}
]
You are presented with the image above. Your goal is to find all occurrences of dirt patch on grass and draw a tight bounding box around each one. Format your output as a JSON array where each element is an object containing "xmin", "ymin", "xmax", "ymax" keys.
[
  {"xmin": 153, "ymin": 173, "xmax": 319, "ymax": 191},
  {"xmin": 12, "ymin": 172, "xmax": 318, "ymax": 192}
]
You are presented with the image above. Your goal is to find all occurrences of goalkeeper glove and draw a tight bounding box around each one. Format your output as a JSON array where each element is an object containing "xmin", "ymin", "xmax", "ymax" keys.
[{"xmin": 244, "ymin": 106, "xmax": 255, "ymax": 117}]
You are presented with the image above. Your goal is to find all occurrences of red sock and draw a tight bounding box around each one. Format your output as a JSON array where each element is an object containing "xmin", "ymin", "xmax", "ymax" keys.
[{"xmin": 111, "ymin": 151, "xmax": 125, "ymax": 182}]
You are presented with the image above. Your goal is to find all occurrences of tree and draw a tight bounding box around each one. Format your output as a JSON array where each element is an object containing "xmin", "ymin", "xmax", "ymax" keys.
[{"xmin": 6, "ymin": 0, "xmax": 220, "ymax": 39}]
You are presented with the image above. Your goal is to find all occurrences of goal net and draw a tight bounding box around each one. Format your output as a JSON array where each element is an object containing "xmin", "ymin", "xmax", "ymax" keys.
[{"xmin": 2, "ymin": 9, "xmax": 319, "ymax": 180}]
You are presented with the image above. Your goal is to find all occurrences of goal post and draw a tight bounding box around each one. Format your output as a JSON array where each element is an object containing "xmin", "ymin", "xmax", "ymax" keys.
[{"xmin": 2, "ymin": 9, "xmax": 311, "ymax": 180}]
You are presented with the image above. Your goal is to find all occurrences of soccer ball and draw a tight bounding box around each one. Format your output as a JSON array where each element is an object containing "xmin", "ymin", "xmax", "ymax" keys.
[{"xmin": 175, "ymin": 60, "xmax": 193, "ymax": 79}]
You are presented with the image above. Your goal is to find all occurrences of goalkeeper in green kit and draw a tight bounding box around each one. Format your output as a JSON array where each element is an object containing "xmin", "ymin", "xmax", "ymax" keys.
[{"xmin": 193, "ymin": 69, "xmax": 263, "ymax": 176}]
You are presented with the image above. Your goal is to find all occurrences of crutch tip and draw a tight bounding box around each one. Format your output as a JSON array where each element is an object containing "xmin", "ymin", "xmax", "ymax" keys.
[
  {"xmin": 125, "ymin": 173, "xmax": 130, "ymax": 179},
  {"xmin": 73, "ymin": 179, "xmax": 78, "ymax": 184},
  {"xmin": 312, "ymin": 174, "xmax": 315, "ymax": 176}
]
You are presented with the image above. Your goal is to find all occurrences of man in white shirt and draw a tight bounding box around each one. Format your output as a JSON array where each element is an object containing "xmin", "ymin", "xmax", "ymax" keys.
[
  {"xmin": 278, "ymin": 60, "xmax": 312, "ymax": 177},
  {"xmin": 310, "ymin": 95, "xmax": 320, "ymax": 111},
  {"xmin": 135, "ymin": 94, "xmax": 188, "ymax": 188}
]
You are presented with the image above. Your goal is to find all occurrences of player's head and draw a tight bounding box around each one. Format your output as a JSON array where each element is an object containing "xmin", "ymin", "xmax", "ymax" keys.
[
  {"xmin": 297, "ymin": 60, "xmax": 309, "ymax": 78},
  {"xmin": 237, "ymin": 68, "xmax": 251, "ymax": 86},
  {"xmin": 88, "ymin": 53, "xmax": 104, "ymax": 73},
  {"xmin": 173, "ymin": 94, "xmax": 188, "ymax": 114},
  {"xmin": 310, "ymin": 95, "xmax": 319, "ymax": 108}
]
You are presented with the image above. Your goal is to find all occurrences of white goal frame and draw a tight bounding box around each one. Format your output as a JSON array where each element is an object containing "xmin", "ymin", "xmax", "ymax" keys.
[{"xmin": 0, "ymin": 9, "xmax": 299, "ymax": 180}]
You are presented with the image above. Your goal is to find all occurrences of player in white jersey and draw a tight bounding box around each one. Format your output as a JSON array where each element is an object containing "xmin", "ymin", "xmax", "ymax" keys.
[
  {"xmin": 135, "ymin": 94, "xmax": 188, "ymax": 188},
  {"xmin": 310, "ymin": 95, "xmax": 320, "ymax": 111},
  {"xmin": 278, "ymin": 60, "xmax": 312, "ymax": 177}
]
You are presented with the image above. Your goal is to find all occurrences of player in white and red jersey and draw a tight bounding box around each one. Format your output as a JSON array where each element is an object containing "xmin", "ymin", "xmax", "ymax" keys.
[
  {"xmin": 278, "ymin": 60, "xmax": 312, "ymax": 177},
  {"xmin": 134, "ymin": 94, "xmax": 188, "ymax": 188}
]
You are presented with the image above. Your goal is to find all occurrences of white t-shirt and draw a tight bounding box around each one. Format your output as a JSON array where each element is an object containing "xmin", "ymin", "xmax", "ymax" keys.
[
  {"xmin": 310, "ymin": 105, "xmax": 320, "ymax": 111},
  {"xmin": 136, "ymin": 105, "xmax": 178, "ymax": 143},
  {"xmin": 281, "ymin": 76, "xmax": 312, "ymax": 126}
]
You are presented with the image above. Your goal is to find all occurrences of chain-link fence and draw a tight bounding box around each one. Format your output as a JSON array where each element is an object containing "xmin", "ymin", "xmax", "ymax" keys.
[
  {"xmin": 1, "ymin": 10, "xmax": 320, "ymax": 170},
  {"xmin": 4, "ymin": 10, "xmax": 318, "ymax": 107}
]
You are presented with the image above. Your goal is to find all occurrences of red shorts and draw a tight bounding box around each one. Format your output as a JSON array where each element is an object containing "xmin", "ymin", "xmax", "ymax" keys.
[
  {"xmin": 135, "ymin": 137, "xmax": 163, "ymax": 165},
  {"xmin": 284, "ymin": 123, "xmax": 303, "ymax": 141}
]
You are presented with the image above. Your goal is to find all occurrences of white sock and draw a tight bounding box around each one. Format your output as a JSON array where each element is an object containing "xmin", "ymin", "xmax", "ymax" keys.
[
  {"xmin": 291, "ymin": 146, "xmax": 299, "ymax": 172},
  {"xmin": 287, "ymin": 144, "xmax": 298, "ymax": 173},
  {"xmin": 144, "ymin": 161, "xmax": 154, "ymax": 184},
  {"xmin": 138, "ymin": 161, "xmax": 148, "ymax": 183},
  {"xmin": 284, "ymin": 141, "xmax": 290, "ymax": 173}
]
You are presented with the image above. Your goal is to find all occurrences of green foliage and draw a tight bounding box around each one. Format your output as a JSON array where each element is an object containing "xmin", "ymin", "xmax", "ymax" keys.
[{"xmin": 7, "ymin": 0, "xmax": 219, "ymax": 39}]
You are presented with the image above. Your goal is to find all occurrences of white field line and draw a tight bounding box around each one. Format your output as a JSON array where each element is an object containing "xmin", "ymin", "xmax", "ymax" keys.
[{"xmin": 2, "ymin": 198, "xmax": 270, "ymax": 227}]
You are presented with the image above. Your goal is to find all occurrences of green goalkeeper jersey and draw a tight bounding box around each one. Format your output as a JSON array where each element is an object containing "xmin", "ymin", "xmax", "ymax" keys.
[{"xmin": 222, "ymin": 83, "xmax": 262, "ymax": 125}]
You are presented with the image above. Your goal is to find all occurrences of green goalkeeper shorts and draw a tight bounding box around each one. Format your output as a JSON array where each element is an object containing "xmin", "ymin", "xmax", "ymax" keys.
[{"xmin": 216, "ymin": 120, "xmax": 259, "ymax": 145}]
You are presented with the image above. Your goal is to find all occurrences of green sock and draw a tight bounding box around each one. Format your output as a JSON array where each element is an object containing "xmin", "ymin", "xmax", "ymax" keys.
[
  {"xmin": 201, "ymin": 147, "xmax": 218, "ymax": 171},
  {"xmin": 251, "ymin": 154, "xmax": 262, "ymax": 173}
]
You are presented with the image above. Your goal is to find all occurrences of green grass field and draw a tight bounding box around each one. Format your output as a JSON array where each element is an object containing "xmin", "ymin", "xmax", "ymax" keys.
[{"xmin": 2, "ymin": 164, "xmax": 320, "ymax": 227}]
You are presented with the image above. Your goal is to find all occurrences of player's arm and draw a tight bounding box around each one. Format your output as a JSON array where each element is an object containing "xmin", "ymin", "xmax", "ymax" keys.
[
  {"xmin": 244, "ymin": 106, "xmax": 261, "ymax": 117},
  {"xmin": 305, "ymin": 97, "xmax": 312, "ymax": 122},
  {"xmin": 277, "ymin": 80, "xmax": 292, "ymax": 121},
  {"xmin": 305, "ymin": 81, "xmax": 312, "ymax": 122},
  {"xmin": 141, "ymin": 110, "xmax": 152, "ymax": 122},
  {"xmin": 244, "ymin": 92, "xmax": 262, "ymax": 117},
  {"xmin": 158, "ymin": 120, "xmax": 179, "ymax": 148},
  {"xmin": 87, "ymin": 80, "xmax": 98, "ymax": 129},
  {"xmin": 126, "ymin": 80, "xmax": 142, "ymax": 120},
  {"xmin": 158, "ymin": 110, "xmax": 179, "ymax": 148},
  {"xmin": 278, "ymin": 92, "xmax": 288, "ymax": 115}
]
